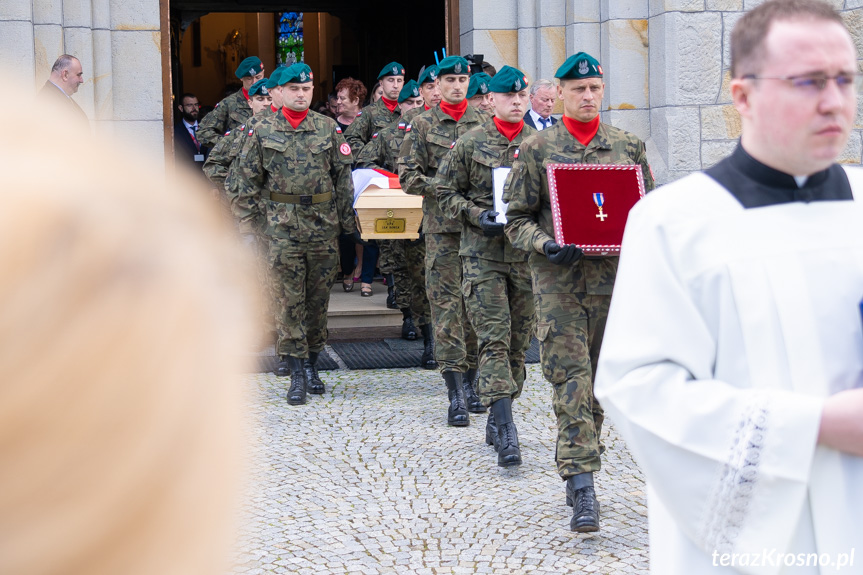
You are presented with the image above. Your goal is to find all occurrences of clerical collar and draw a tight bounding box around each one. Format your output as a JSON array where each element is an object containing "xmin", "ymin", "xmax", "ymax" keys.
[{"xmin": 705, "ymin": 143, "xmax": 852, "ymax": 208}]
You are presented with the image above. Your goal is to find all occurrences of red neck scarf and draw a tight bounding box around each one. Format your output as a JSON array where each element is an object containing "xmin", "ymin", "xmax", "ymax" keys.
[
  {"xmin": 493, "ymin": 117, "xmax": 524, "ymax": 142},
  {"xmin": 381, "ymin": 96, "xmax": 399, "ymax": 113},
  {"xmin": 242, "ymin": 88, "xmax": 250, "ymax": 101},
  {"xmin": 440, "ymin": 98, "xmax": 468, "ymax": 122},
  {"xmin": 270, "ymin": 104, "xmax": 278, "ymax": 113},
  {"xmin": 282, "ymin": 107, "xmax": 309, "ymax": 129},
  {"xmin": 424, "ymin": 104, "xmax": 431, "ymax": 110},
  {"xmin": 562, "ymin": 115, "xmax": 600, "ymax": 146}
]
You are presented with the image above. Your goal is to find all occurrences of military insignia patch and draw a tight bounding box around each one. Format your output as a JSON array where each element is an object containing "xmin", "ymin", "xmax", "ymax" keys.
[
  {"xmin": 224, "ymin": 131, "xmax": 231, "ymax": 136},
  {"xmin": 455, "ymin": 63, "xmax": 462, "ymax": 74},
  {"xmin": 357, "ymin": 111, "xmax": 363, "ymax": 116},
  {"xmin": 372, "ymin": 132, "xmax": 378, "ymax": 139},
  {"xmin": 514, "ymin": 149, "xmax": 520, "ymax": 159},
  {"xmin": 300, "ymin": 72, "xmax": 307, "ymax": 81},
  {"xmin": 514, "ymin": 79, "xmax": 521, "ymax": 90},
  {"xmin": 400, "ymin": 68, "xmax": 405, "ymax": 74},
  {"xmin": 406, "ymin": 124, "xmax": 412, "ymax": 132},
  {"xmin": 430, "ymin": 71, "xmax": 437, "ymax": 80},
  {"xmin": 450, "ymin": 141, "xmax": 456, "ymax": 149},
  {"xmin": 249, "ymin": 68, "xmax": 255, "ymax": 76},
  {"xmin": 340, "ymin": 143, "xmax": 352, "ymax": 156},
  {"xmin": 578, "ymin": 60, "xmax": 590, "ymax": 75},
  {"xmin": 248, "ymin": 128, "xmax": 254, "ymax": 136},
  {"xmin": 336, "ymin": 126, "xmax": 342, "ymax": 133},
  {"xmin": 597, "ymin": 65, "xmax": 603, "ymax": 75},
  {"xmin": 398, "ymin": 123, "xmax": 406, "ymax": 130}
]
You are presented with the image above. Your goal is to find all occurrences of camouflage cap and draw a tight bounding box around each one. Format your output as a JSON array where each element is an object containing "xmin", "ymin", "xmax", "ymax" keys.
[
  {"xmin": 235, "ymin": 56, "xmax": 263, "ymax": 79},
  {"xmin": 466, "ymin": 73, "xmax": 492, "ymax": 98},
  {"xmin": 437, "ymin": 56, "xmax": 470, "ymax": 77},
  {"xmin": 265, "ymin": 65, "xmax": 287, "ymax": 89},
  {"xmin": 398, "ymin": 80, "xmax": 421, "ymax": 103},
  {"xmin": 377, "ymin": 61, "xmax": 406, "ymax": 80},
  {"xmin": 555, "ymin": 52, "xmax": 603, "ymax": 80},
  {"xmin": 249, "ymin": 78, "xmax": 269, "ymax": 97},
  {"xmin": 488, "ymin": 66, "xmax": 529, "ymax": 93},
  {"xmin": 279, "ymin": 63, "xmax": 314, "ymax": 85},
  {"xmin": 418, "ymin": 65, "xmax": 439, "ymax": 85}
]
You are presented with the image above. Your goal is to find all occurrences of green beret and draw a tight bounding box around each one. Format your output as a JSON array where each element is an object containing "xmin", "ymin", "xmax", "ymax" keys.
[
  {"xmin": 437, "ymin": 56, "xmax": 470, "ymax": 77},
  {"xmin": 249, "ymin": 78, "xmax": 269, "ymax": 97},
  {"xmin": 377, "ymin": 61, "xmax": 406, "ymax": 79},
  {"xmin": 235, "ymin": 56, "xmax": 263, "ymax": 79},
  {"xmin": 466, "ymin": 73, "xmax": 492, "ymax": 98},
  {"xmin": 488, "ymin": 66, "xmax": 529, "ymax": 93},
  {"xmin": 265, "ymin": 66, "xmax": 286, "ymax": 89},
  {"xmin": 278, "ymin": 63, "xmax": 314, "ymax": 85},
  {"xmin": 555, "ymin": 52, "xmax": 603, "ymax": 80},
  {"xmin": 398, "ymin": 80, "xmax": 421, "ymax": 103},
  {"xmin": 418, "ymin": 65, "xmax": 439, "ymax": 85}
]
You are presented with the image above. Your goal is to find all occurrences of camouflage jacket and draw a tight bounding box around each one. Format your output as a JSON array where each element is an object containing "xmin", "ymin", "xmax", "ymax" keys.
[
  {"xmin": 398, "ymin": 104, "xmax": 485, "ymax": 234},
  {"xmin": 230, "ymin": 110, "xmax": 357, "ymax": 243},
  {"xmin": 503, "ymin": 121, "xmax": 655, "ymax": 295},
  {"xmin": 354, "ymin": 117, "xmax": 409, "ymax": 172},
  {"xmin": 344, "ymin": 98, "xmax": 400, "ymax": 161},
  {"xmin": 197, "ymin": 89, "xmax": 253, "ymax": 148},
  {"xmin": 436, "ymin": 119, "xmax": 534, "ymax": 263}
]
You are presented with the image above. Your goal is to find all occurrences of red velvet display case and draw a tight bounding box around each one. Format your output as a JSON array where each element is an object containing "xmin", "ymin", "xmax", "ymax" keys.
[{"xmin": 547, "ymin": 163, "xmax": 646, "ymax": 255}]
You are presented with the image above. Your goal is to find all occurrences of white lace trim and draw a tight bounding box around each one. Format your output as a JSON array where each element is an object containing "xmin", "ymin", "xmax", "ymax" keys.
[{"xmin": 698, "ymin": 396, "xmax": 769, "ymax": 553}]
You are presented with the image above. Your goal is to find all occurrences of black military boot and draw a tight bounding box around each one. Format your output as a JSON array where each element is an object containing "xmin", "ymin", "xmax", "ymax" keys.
[
  {"xmin": 420, "ymin": 323, "xmax": 437, "ymax": 370},
  {"xmin": 385, "ymin": 273, "xmax": 398, "ymax": 309},
  {"xmin": 286, "ymin": 357, "xmax": 307, "ymax": 405},
  {"xmin": 274, "ymin": 355, "xmax": 289, "ymax": 377},
  {"xmin": 401, "ymin": 308, "xmax": 418, "ymax": 340},
  {"xmin": 442, "ymin": 371, "xmax": 469, "ymax": 427},
  {"xmin": 485, "ymin": 410, "xmax": 499, "ymax": 450},
  {"xmin": 304, "ymin": 351, "xmax": 325, "ymax": 395},
  {"xmin": 463, "ymin": 368, "xmax": 486, "ymax": 413},
  {"xmin": 490, "ymin": 397, "xmax": 521, "ymax": 467},
  {"xmin": 566, "ymin": 472, "xmax": 600, "ymax": 532}
]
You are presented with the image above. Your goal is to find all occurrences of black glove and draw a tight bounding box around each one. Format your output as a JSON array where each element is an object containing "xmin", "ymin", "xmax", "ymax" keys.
[
  {"xmin": 351, "ymin": 230, "xmax": 368, "ymax": 246},
  {"xmin": 478, "ymin": 210, "xmax": 504, "ymax": 237},
  {"xmin": 543, "ymin": 241, "xmax": 583, "ymax": 265}
]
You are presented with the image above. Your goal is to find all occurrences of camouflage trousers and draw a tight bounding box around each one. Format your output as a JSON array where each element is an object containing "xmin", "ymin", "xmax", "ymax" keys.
[
  {"xmin": 267, "ymin": 238, "xmax": 339, "ymax": 359},
  {"xmin": 535, "ymin": 292, "xmax": 609, "ymax": 479},
  {"xmin": 425, "ymin": 232, "xmax": 477, "ymax": 372},
  {"xmin": 378, "ymin": 240, "xmax": 397, "ymax": 275},
  {"xmin": 462, "ymin": 257, "xmax": 535, "ymax": 406}
]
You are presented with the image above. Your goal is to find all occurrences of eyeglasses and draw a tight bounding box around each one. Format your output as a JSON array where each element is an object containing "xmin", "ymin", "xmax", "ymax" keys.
[{"xmin": 742, "ymin": 73, "xmax": 863, "ymax": 92}]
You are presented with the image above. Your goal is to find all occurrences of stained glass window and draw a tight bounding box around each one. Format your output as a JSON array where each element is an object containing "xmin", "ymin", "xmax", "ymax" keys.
[{"xmin": 277, "ymin": 12, "xmax": 304, "ymax": 65}]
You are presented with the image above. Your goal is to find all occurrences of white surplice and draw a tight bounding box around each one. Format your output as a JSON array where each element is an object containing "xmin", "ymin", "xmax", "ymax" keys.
[{"xmin": 595, "ymin": 168, "xmax": 863, "ymax": 575}]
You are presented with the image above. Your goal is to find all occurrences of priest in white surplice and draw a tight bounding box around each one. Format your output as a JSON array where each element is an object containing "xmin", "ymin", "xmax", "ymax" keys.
[{"xmin": 595, "ymin": 2, "xmax": 863, "ymax": 574}]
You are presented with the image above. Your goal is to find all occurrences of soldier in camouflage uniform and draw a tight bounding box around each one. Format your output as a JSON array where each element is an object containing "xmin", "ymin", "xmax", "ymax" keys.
[
  {"xmin": 344, "ymin": 61, "xmax": 405, "ymax": 160},
  {"xmin": 503, "ymin": 53, "xmax": 654, "ymax": 531},
  {"xmin": 204, "ymin": 77, "xmax": 273, "ymax": 211},
  {"xmin": 437, "ymin": 66, "xmax": 536, "ymax": 467},
  {"xmin": 356, "ymin": 81, "xmax": 436, "ymax": 369},
  {"xmin": 416, "ymin": 64, "xmax": 442, "ymax": 113},
  {"xmin": 230, "ymin": 63, "xmax": 358, "ymax": 406},
  {"xmin": 399, "ymin": 55, "xmax": 484, "ymax": 427},
  {"xmin": 197, "ymin": 56, "xmax": 265, "ymax": 148},
  {"xmin": 466, "ymin": 72, "xmax": 493, "ymax": 116}
]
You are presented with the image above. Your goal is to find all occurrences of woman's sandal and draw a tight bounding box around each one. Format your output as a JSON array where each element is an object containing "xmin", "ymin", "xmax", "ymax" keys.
[
  {"xmin": 361, "ymin": 283, "xmax": 373, "ymax": 297},
  {"xmin": 342, "ymin": 276, "xmax": 355, "ymax": 292}
]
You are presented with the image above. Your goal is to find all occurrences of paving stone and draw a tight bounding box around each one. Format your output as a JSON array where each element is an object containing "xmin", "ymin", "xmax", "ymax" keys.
[{"xmin": 230, "ymin": 364, "xmax": 648, "ymax": 574}]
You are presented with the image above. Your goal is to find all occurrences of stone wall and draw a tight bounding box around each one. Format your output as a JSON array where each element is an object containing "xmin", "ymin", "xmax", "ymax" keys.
[
  {"xmin": 1, "ymin": 0, "xmax": 165, "ymax": 165},
  {"xmin": 459, "ymin": 0, "xmax": 863, "ymax": 184}
]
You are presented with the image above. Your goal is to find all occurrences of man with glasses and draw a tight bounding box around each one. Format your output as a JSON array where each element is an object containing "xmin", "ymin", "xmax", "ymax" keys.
[{"xmin": 595, "ymin": 1, "xmax": 863, "ymax": 572}]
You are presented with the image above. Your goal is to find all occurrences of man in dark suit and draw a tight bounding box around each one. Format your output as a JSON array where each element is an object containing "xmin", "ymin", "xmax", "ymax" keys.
[
  {"xmin": 174, "ymin": 93, "xmax": 209, "ymax": 170},
  {"xmin": 523, "ymin": 79, "xmax": 558, "ymax": 131},
  {"xmin": 39, "ymin": 55, "xmax": 88, "ymax": 125}
]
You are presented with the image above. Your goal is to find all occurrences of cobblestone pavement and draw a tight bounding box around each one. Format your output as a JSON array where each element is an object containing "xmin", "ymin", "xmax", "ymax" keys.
[{"xmin": 231, "ymin": 362, "xmax": 648, "ymax": 575}]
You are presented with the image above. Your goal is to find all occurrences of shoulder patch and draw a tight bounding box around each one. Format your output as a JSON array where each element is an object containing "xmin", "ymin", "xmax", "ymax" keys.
[
  {"xmin": 336, "ymin": 126, "xmax": 342, "ymax": 134},
  {"xmin": 247, "ymin": 128, "xmax": 254, "ymax": 136},
  {"xmin": 340, "ymin": 143, "xmax": 352, "ymax": 156},
  {"xmin": 372, "ymin": 132, "xmax": 378, "ymax": 139},
  {"xmin": 398, "ymin": 122, "xmax": 406, "ymax": 130},
  {"xmin": 450, "ymin": 141, "xmax": 456, "ymax": 149},
  {"xmin": 406, "ymin": 124, "xmax": 412, "ymax": 132},
  {"xmin": 514, "ymin": 149, "xmax": 519, "ymax": 159},
  {"xmin": 356, "ymin": 111, "xmax": 363, "ymax": 117},
  {"xmin": 215, "ymin": 102, "xmax": 220, "ymax": 108},
  {"xmin": 224, "ymin": 131, "xmax": 231, "ymax": 136}
]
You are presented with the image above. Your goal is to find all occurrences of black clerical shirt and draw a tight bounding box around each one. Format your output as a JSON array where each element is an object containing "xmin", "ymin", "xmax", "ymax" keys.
[{"xmin": 706, "ymin": 144, "xmax": 853, "ymax": 208}]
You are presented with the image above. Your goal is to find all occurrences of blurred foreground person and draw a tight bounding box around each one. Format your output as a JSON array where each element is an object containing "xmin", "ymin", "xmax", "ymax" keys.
[{"xmin": 0, "ymin": 85, "xmax": 256, "ymax": 575}]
